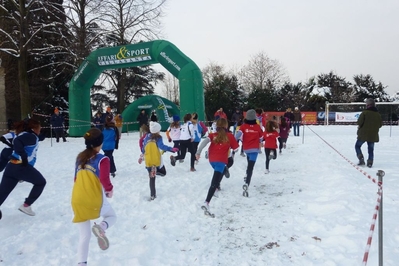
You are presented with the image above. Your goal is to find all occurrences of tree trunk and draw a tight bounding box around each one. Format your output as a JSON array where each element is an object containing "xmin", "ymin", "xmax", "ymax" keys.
[
  {"xmin": 18, "ymin": 49, "xmax": 31, "ymax": 119},
  {"xmin": 117, "ymin": 69, "xmax": 127, "ymax": 113}
]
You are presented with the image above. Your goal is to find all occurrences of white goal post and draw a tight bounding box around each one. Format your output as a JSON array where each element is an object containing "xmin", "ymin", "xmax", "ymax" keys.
[{"xmin": 325, "ymin": 102, "xmax": 399, "ymax": 125}]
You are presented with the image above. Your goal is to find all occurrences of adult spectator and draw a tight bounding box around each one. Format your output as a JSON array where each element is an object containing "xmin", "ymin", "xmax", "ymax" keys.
[
  {"xmin": 355, "ymin": 98, "xmax": 382, "ymax": 168},
  {"xmin": 104, "ymin": 106, "xmax": 114, "ymax": 122},
  {"xmin": 50, "ymin": 107, "xmax": 67, "ymax": 142},
  {"xmin": 137, "ymin": 109, "xmax": 149, "ymax": 137},
  {"xmin": 214, "ymin": 108, "xmax": 227, "ymax": 120},
  {"xmin": 283, "ymin": 108, "xmax": 294, "ymax": 128},
  {"xmin": 150, "ymin": 111, "xmax": 158, "ymax": 122},
  {"xmin": 114, "ymin": 114, "xmax": 123, "ymax": 138},
  {"xmin": 93, "ymin": 111, "xmax": 104, "ymax": 131},
  {"xmin": 292, "ymin": 107, "xmax": 302, "ymax": 136}
]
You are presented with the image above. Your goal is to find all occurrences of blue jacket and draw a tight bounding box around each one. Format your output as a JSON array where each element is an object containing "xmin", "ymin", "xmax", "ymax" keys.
[
  {"xmin": 192, "ymin": 122, "xmax": 203, "ymax": 143},
  {"xmin": 142, "ymin": 134, "xmax": 173, "ymax": 154},
  {"xmin": 11, "ymin": 131, "xmax": 40, "ymax": 166},
  {"xmin": 102, "ymin": 127, "xmax": 117, "ymax": 150},
  {"xmin": 50, "ymin": 114, "xmax": 64, "ymax": 131}
]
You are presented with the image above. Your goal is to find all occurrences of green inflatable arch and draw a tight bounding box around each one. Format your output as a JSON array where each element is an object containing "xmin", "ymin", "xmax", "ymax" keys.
[
  {"xmin": 122, "ymin": 94, "xmax": 180, "ymax": 132},
  {"xmin": 68, "ymin": 40, "xmax": 204, "ymax": 136}
]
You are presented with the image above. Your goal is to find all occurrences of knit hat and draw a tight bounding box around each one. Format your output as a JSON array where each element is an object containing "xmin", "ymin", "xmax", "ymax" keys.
[
  {"xmin": 246, "ymin": 109, "xmax": 256, "ymax": 121},
  {"xmin": 366, "ymin": 98, "xmax": 375, "ymax": 107},
  {"xmin": 173, "ymin": 115, "xmax": 180, "ymax": 122},
  {"xmin": 150, "ymin": 121, "xmax": 161, "ymax": 134},
  {"xmin": 84, "ymin": 129, "xmax": 104, "ymax": 149}
]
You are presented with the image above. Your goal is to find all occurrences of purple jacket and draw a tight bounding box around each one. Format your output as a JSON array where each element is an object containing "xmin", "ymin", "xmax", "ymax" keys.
[{"xmin": 279, "ymin": 124, "xmax": 290, "ymax": 139}]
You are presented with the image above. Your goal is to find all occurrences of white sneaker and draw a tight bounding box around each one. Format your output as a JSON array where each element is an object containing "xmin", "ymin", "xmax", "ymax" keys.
[
  {"xmin": 201, "ymin": 201, "xmax": 210, "ymax": 211},
  {"xmin": 92, "ymin": 223, "xmax": 109, "ymax": 250},
  {"xmin": 265, "ymin": 169, "xmax": 270, "ymax": 174},
  {"xmin": 270, "ymin": 151, "xmax": 274, "ymax": 157},
  {"xmin": 283, "ymin": 142, "xmax": 286, "ymax": 149},
  {"xmin": 18, "ymin": 204, "xmax": 35, "ymax": 216}
]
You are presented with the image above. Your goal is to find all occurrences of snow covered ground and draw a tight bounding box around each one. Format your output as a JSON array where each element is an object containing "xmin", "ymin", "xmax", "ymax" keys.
[{"xmin": 0, "ymin": 125, "xmax": 398, "ymax": 266}]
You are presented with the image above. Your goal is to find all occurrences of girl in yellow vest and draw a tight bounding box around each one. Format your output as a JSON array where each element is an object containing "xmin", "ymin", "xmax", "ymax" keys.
[
  {"xmin": 71, "ymin": 128, "xmax": 116, "ymax": 265},
  {"xmin": 142, "ymin": 122, "xmax": 179, "ymax": 200}
]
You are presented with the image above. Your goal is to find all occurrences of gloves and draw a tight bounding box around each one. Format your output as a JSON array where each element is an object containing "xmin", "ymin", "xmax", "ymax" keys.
[
  {"xmin": 22, "ymin": 157, "xmax": 28, "ymax": 166},
  {"xmin": 106, "ymin": 190, "xmax": 113, "ymax": 198},
  {"xmin": 168, "ymin": 138, "xmax": 172, "ymax": 143},
  {"xmin": 171, "ymin": 147, "xmax": 179, "ymax": 153}
]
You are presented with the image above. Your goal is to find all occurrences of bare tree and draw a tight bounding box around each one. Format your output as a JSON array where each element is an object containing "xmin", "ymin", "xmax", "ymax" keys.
[
  {"xmin": 202, "ymin": 62, "xmax": 226, "ymax": 92},
  {"xmin": 161, "ymin": 72, "xmax": 179, "ymax": 104},
  {"xmin": 64, "ymin": 0, "xmax": 105, "ymax": 65},
  {"xmin": 239, "ymin": 51, "xmax": 289, "ymax": 93},
  {"xmin": 0, "ymin": 0, "xmax": 71, "ymax": 118},
  {"xmin": 98, "ymin": 0, "xmax": 167, "ymax": 113}
]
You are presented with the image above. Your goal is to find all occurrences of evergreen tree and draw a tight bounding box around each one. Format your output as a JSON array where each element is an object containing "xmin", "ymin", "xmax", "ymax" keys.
[
  {"xmin": 203, "ymin": 63, "xmax": 245, "ymax": 122},
  {"xmin": 352, "ymin": 74, "xmax": 390, "ymax": 102}
]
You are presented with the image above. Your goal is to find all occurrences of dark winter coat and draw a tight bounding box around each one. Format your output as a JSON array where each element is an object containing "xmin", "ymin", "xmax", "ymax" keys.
[
  {"xmin": 284, "ymin": 112, "xmax": 294, "ymax": 123},
  {"xmin": 137, "ymin": 113, "xmax": 149, "ymax": 126},
  {"xmin": 231, "ymin": 112, "xmax": 242, "ymax": 123},
  {"xmin": 93, "ymin": 115, "xmax": 104, "ymax": 130},
  {"xmin": 293, "ymin": 110, "xmax": 302, "ymax": 122},
  {"xmin": 357, "ymin": 107, "xmax": 382, "ymax": 142},
  {"xmin": 50, "ymin": 114, "xmax": 65, "ymax": 132}
]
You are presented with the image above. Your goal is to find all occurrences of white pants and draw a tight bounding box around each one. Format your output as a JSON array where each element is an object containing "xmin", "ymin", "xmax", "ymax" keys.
[{"xmin": 76, "ymin": 197, "xmax": 116, "ymax": 264}]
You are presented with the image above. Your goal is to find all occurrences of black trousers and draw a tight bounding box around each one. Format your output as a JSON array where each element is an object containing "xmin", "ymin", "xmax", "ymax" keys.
[
  {"xmin": 174, "ymin": 139, "xmax": 193, "ymax": 161},
  {"xmin": 205, "ymin": 171, "xmax": 223, "ymax": 203},
  {"xmin": 0, "ymin": 163, "xmax": 46, "ymax": 206},
  {"xmin": 103, "ymin": 150, "xmax": 117, "ymax": 174},
  {"xmin": 0, "ymin": 148, "xmax": 13, "ymax": 172},
  {"xmin": 54, "ymin": 130, "xmax": 66, "ymax": 142}
]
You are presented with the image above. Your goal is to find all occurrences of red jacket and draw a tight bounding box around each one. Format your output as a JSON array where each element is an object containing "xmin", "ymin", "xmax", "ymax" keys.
[
  {"xmin": 263, "ymin": 131, "xmax": 279, "ymax": 149},
  {"xmin": 208, "ymin": 132, "xmax": 239, "ymax": 164},
  {"xmin": 214, "ymin": 111, "xmax": 227, "ymax": 120},
  {"xmin": 239, "ymin": 123, "xmax": 263, "ymax": 150}
]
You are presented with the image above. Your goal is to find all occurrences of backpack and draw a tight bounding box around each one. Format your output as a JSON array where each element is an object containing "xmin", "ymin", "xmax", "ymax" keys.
[{"xmin": 144, "ymin": 139, "xmax": 161, "ymax": 167}]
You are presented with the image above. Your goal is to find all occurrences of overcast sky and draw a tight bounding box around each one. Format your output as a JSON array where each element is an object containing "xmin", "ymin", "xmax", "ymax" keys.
[{"xmin": 160, "ymin": 0, "xmax": 399, "ymax": 95}]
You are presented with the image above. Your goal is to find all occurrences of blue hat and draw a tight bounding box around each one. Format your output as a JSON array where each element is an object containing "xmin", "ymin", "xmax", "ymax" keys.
[{"xmin": 173, "ymin": 115, "xmax": 180, "ymax": 122}]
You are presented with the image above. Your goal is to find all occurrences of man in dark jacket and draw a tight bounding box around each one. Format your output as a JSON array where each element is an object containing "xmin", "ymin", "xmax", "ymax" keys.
[
  {"xmin": 50, "ymin": 108, "xmax": 67, "ymax": 142},
  {"xmin": 292, "ymin": 107, "xmax": 302, "ymax": 136},
  {"xmin": 355, "ymin": 98, "xmax": 382, "ymax": 167},
  {"xmin": 283, "ymin": 108, "xmax": 295, "ymax": 128},
  {"xmin": 137, "ymin": 109, "xmax": 149, "ymax": 137}
]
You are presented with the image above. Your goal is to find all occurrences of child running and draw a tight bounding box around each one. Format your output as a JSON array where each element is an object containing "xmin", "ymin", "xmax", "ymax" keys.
[
  {"xmin": 263, "ymin": 120, "xmax": 280, "ymax": 174},
  {"xmin": 235, "ymin": 109, "xmax": 263, "ymax": 197},
  {"xmin": 278, "ymin": 116, "xmax": 290, "ymax": 154},
  {"xmin": 166, "ymin": 115, "xmax": 181, "ymax": 160},
  {"xmin": 0, "ymin": 118, "xmax": 46, "ymax": 218},
  {"xmin": 196, "ymin": 118, "xmax": 239, "ymax": 215},
  {"xmin": 170, "ymin": 113, "xmax": 194, "ymax": 170},
  {"xmin": 102, "ymin": 117, "xmax": 119, "ymax": 177},
  {"xmin": 142, "ymin": 121, "xmax": 178, "ymax": 200},
  {"xmin": 71, "ymin": 128, "xmax": 116, "ymax": 265}
]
